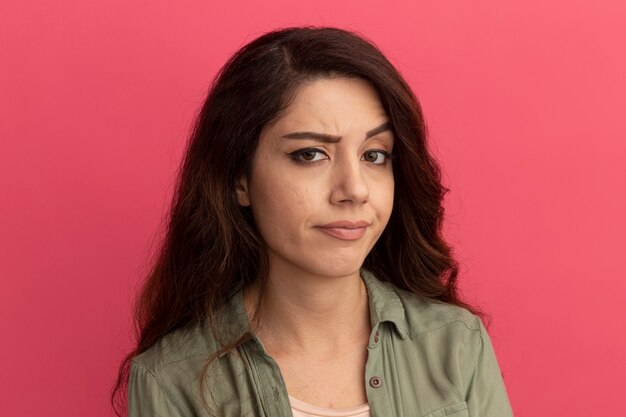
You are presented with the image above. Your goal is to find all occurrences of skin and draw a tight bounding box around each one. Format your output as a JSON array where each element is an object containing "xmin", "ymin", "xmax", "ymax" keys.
[{"xmin": 236, "ymin": 76, "xmax": 395, "ymax": 408}]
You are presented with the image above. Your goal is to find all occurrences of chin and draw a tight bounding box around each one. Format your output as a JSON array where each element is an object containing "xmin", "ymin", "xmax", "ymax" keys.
[
  {"xmin": 300, "ymin": 254, "xmax": 366, "ymax": 278},
  {"xmin": 268, "ymin": 243, "xmax": 373, "ymax": 279}
]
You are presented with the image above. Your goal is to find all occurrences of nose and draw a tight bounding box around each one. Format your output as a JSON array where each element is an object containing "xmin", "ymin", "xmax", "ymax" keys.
[{"xmin": 329, "ymin": 156, "xmax": 369, "ymax": 205}]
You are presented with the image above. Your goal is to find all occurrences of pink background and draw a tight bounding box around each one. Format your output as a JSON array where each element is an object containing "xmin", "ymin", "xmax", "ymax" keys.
[{"xmin": 1, "ymin": 1, "xmax": 625, "ymax": 416}]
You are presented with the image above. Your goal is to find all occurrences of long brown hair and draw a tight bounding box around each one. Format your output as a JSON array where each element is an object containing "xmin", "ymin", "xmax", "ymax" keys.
[{"xmin": 111, "ymin": 25, "xmax": 482, "ymax": 416}]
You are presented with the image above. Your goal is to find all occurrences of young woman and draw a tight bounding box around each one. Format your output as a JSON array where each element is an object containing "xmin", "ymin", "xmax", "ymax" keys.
[{"xmin": 112, "ymin": 26, "xmax": 514, "ymax": 417}]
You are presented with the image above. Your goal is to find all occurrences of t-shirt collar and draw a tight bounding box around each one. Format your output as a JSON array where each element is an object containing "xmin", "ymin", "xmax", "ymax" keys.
[{"xmin": 360, "ymin": 268, "xmax": 409, "ymax": 340}]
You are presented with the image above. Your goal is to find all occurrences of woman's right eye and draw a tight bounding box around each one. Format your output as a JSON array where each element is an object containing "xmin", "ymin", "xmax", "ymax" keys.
[{"xmin": 289, "ymin": 148, "xmax": 329, "ymax": 164}]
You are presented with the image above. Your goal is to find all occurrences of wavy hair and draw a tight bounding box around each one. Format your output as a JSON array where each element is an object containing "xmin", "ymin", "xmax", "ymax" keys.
[{"xmin": 112, "ymin": 26, "xmax": 482, "ymax": 416}]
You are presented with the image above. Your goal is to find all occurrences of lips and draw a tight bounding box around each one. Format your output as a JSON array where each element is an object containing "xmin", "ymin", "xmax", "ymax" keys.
[{"xmin": 315, "ymin": 220, "xmax": 370, "ymax": 241}]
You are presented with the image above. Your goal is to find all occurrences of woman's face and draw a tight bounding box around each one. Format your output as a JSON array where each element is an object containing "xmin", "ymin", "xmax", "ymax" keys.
[{"xmin": 236, "ymin": 77, "xmax": 395, "ymax": 278}]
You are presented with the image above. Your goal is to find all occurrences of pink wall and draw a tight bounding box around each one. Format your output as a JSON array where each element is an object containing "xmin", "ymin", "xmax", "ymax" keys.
[{"xmin": 1, "ymin": 1, "xmax": 625, "ymax": 416}]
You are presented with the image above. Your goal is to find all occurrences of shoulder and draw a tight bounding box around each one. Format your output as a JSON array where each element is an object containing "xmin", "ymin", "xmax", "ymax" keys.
[
  {"xmin": 131, "ymin": 291, "xmax": 250, "ymax": 380},
  {"xmin": 392, "ymin": 285, "xmax": 482, "ymax": 339},
  {"xmin": 361, "ymin": 268, "xmax": 483, "ymax": 340},
  {"xmin": 131, "ymin": 321, "xmax": 215, "ymax": 378},
  {"xmin": 128, "ymin": 323, "xmax": 227, "ymax": 417},
  {"xmin": 388, "ymin": 284, "xmax": 491, "ymax": 377}
]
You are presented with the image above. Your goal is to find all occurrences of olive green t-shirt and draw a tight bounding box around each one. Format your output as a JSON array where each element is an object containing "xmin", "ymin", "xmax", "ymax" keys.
[{"xmin": 129, "ymin": 269, "xmax": 514, "ymax": 416}]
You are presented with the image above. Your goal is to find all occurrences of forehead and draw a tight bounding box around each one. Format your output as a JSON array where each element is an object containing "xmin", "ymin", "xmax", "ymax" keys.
[{"xmin": 269, "ymin": 77, "xmax": 389, "ymax": 134}]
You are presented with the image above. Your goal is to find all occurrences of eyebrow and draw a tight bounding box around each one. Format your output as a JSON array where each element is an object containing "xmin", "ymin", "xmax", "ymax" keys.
[{"xmin": 281, "ymin": 121, "xmax": 392, "ymax": 143}]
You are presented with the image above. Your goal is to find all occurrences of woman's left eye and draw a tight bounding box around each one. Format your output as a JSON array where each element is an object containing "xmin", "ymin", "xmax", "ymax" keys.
[{"xmin": 362, "ymin": 150, "xmax": 392, "ymax": 165}]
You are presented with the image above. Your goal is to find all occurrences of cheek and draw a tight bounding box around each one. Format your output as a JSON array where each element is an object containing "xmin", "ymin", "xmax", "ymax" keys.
[
  {"xmin": 374, "ymin": 174, "xmax": 395, "ymax": 218},
  {"xmin": 386, "ymin": 180, "xmax": 395, "ymax": 210},
  {"xmin": 248, "ymin": 171, "xmax": 318, "ymax": 237}
]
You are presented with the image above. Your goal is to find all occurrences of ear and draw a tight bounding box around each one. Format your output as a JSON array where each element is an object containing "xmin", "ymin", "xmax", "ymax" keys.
[{"xmin": 235, "ymin": 175, "xmax": 251, "ymax": 207}]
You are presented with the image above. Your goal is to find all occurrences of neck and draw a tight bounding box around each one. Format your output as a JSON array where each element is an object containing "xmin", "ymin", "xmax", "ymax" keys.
[{"xmin": 243, "ymin": 264, "xmax": 371, "ymax": 357}]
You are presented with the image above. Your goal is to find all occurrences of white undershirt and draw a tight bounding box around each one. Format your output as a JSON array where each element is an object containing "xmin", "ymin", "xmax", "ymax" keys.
[{"xmin": 288, "ymin": 394, "xmax": 371, "ymax": 417}]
